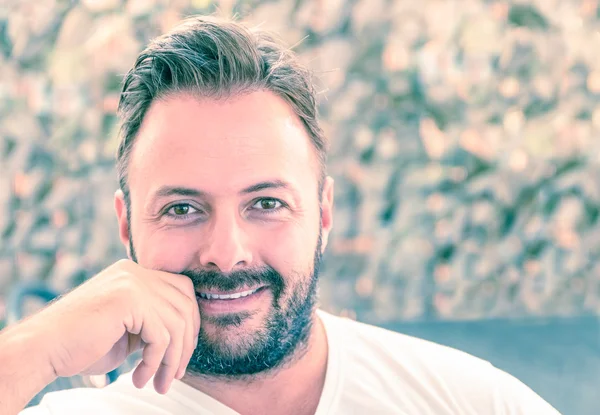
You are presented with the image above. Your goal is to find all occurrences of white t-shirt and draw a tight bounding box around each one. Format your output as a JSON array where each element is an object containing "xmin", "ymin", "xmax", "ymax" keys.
[{"xmin": 20, "ymin": 310, "xmax": 560, "ymax": 414}]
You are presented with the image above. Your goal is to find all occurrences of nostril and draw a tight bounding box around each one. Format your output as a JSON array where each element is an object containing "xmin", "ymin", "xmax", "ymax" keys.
[{"xmin": 205, "ymin": 260, "xmax": 248, "ymax": 274}]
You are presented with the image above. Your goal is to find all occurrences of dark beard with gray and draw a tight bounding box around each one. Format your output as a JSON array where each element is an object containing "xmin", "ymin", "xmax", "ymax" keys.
[{"xmin": 129, "ymin": 232, "xmax": 322, "ymax": 379}]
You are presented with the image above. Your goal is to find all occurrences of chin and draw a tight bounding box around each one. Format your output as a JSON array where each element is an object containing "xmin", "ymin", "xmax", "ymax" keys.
[{"xmin": 200, "ymin": 308, "xmax": 268, "ymax": 348}]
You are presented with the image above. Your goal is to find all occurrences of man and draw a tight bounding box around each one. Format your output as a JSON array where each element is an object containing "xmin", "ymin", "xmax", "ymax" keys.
[{"xmin": 0, "ymin": 15, "xmax": 559, "ymax": 415}]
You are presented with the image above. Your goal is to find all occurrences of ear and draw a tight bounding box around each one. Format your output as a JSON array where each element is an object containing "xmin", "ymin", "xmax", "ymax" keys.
[
  {"xmin": 114, "ymin": 189, "xmax": 133, "ymax": 259},
  {"xmin": 319, "ymin": 176, "xmax": 334, "ymax": 254}
]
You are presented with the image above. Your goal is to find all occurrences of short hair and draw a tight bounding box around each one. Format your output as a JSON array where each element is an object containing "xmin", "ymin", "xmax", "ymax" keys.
[{"xmin": 116, "ymin": 15, "xmax": 327, "ymax": 201}]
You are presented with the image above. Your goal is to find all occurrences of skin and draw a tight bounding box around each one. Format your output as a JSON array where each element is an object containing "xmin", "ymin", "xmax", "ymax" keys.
[
  {"xmin": 115, "ymin": 90, "xmax": 335, "ymax": 414},
  {"xmin": 0, "ymin": 89, "xmax": 334, "ymax": 415}
]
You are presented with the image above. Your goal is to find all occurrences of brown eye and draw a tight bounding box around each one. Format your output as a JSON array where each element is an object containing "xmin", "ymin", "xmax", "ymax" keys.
[
  {"xmin": 252, "ymin": 198, "xmax": 282, "ymax": 211},
  {"xmin": 168, "ymin": 204, "xmax": 197, "ymax": 216}
]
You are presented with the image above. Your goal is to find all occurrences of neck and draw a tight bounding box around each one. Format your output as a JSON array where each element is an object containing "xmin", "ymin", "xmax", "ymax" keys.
[{"xmin": 181, "ymin": 312, "xmax": 329, "ymax": 415}]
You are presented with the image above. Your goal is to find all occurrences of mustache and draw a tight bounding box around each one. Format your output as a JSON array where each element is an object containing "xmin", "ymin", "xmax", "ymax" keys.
[{"xmin": 181, "ymin": 266, "xmax": 285, "ymax": 300}]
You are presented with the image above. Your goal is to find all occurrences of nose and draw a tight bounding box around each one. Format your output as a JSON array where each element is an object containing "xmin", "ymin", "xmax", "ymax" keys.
[{"xmin": 198, "ymin": 211, "xmax": 253, "ymax": 273}]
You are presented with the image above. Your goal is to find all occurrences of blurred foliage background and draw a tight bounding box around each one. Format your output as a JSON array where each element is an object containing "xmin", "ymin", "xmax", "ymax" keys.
[{"xmin": 2, "ymin": 0, "xmax": 600, "ymax": 326}]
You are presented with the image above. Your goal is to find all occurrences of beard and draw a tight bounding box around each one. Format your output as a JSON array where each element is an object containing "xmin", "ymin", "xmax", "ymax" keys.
[{"xmin": 129, "ymin": 228, "xmax": 323, "ymax": 379}]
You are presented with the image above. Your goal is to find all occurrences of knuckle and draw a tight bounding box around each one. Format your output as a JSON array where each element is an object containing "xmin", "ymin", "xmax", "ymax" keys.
[
  {"xmin": 172, "ymin": 296, "xmax": 192, "ymax": 318},
  {"xmin": 145, "ymin": 353, "xmax": 160, "ymax": 367},
  {"xmin": 177, "ymin": 276, "xmax": 195, "ymax": 296},
  {"xmin": 149, "ymin": 359, "xmax": 162, "ymax": 371},
  {"xmin": 153, "ymin": 328, "xmax": 170, "ymax": 348},
  {"xmin": 114, "ymin": 258, "xmax": 134, "ymax": 270},
  {"xmin": 112, "ymin": 274, "xmax": 137, "ymax": 299},
  {"xmin": 181, "ymin": 295, "xmax": 194, "ymax": 312},
  {"xmin": 172, "ymin": 317, "xmax": 186, "ymax": 334}
]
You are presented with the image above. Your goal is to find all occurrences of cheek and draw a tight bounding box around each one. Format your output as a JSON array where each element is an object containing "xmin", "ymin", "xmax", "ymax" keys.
[
  {"xmin": 257, "ymin": 221, "xmax": 317, "ymax": 276},
  {"xmin": 135, "ymin": 227, "xmax": 199, "ymax": 272}
]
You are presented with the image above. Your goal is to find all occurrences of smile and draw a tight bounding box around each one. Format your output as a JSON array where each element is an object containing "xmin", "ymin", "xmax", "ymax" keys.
[{"xmin": 197, "ymin": 287, "xmax": 263, "ymax": 300}]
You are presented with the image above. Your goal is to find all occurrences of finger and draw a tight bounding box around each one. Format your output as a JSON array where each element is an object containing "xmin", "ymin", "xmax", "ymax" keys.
[
  {"xmin": 165, "ymin": 275, "xmax": 200, "ymax": 333},
  {"xmin": 190, "ymin": 293, "xmax": 200, "ymax": 344},
  {"xmin": 131, "ymin": 322, "xmax": 170, "ymax": 389},
  {"xmin": 154, "ymin": 278, "xmax": 201, "ymax": 369},
  {"xmin": 158, "ymin": 271, "xmax": 196, "ymax": 299},
  {"xmin": 176, "ymin": 298, "xmax": 197, "ymax": 379},
  {"xmin": 153, "ymin": 305, "xmax": 185, "ymax": 393}
]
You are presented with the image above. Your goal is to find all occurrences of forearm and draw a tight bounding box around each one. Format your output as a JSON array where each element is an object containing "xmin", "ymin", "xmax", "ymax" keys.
[{"xmin": 0, "ymin": 322, "xmax": 57, "ymax": 414}]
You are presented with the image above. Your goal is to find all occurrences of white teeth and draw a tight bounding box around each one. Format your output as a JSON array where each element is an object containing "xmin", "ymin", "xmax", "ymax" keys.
[{"xmin": 198, "ymin": 287, "xmax": 260, "ymax": 300}]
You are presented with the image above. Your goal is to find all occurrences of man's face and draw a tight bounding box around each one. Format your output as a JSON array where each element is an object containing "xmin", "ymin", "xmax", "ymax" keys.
[{"xmin": 114, "ymin": 91, "xmax": 334, "ymax": 377}]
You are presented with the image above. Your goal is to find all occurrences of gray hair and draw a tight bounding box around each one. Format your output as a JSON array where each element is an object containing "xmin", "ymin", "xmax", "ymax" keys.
[{"xmin": 116, "ymin": 15, "xmax": 327, "ymax": 202}]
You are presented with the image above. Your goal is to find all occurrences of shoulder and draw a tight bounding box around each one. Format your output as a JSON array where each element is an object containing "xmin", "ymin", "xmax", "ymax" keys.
[
  {"xmin": 318, "ymin": 311, "xmax": 560, "ymax": 414},
  {"xmin": 19, "ymin": 387, "xmax": 134, "ymax": 415},
  {"xmin": 18, "ymin": 373, "xmax": 181, "ymax": 415},
  {"xmin": 320, "ymin": 310, "xmax": 492, "ymax": 373},
  {"xmin": 19, "ymin": 371, "xmax": 234, "ymax": 415}
]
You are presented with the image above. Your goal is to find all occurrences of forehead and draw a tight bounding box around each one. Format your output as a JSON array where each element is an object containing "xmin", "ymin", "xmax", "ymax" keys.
[{"xmin": 128, "ymin": 91, "xmax": 319, "ymax": 197}]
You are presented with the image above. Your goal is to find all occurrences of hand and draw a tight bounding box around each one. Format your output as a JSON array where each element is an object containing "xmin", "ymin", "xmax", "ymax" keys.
[{"xmin": 28, "ymin": 259, "xmax": 200, "ymax": 394}]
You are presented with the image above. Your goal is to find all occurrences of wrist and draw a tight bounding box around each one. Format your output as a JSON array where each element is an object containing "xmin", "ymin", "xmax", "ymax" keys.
[
  {"xmin": 0, "ymin": 321, "xmax": 58, "ymax": 409},
  {"xmin": 9, "ymin": 321, "xmax": 58, "ymax": 384}
]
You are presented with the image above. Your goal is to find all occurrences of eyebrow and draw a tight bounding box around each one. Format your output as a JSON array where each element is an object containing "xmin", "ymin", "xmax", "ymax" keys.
[
  {"xmin": 153, "ymin": 186, "xmax": 206, "ymax": 199},
  {"xmin": 150, "ymin": 180, "xmax": 294, "ymax": 203},
  {"xmin": 240, "ymin": 180, "xmax": 291, "ymax": 194}
]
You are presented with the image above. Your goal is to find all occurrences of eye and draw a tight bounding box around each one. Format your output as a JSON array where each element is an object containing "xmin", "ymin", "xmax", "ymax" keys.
[
  {"xmin": 251, "ymin": 198, "xmax": 283, "ymax": 211},
  {"xmin": 166, "ymin": 203, "xmax": 198, "ymax": 217}
]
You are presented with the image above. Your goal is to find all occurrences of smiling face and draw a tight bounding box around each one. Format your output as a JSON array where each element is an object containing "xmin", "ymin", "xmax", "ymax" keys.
[{"xmin": 114, "ymin": 90, "xmax": 334, "ymax": 377}]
